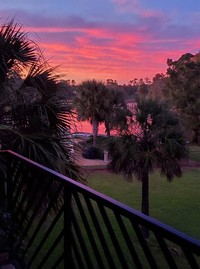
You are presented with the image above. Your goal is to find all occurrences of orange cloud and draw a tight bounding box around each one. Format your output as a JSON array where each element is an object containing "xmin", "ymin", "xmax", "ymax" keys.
[
  {"xmin": 36, "ymin": 33, "xmax": 197, "ymax": 85},
  {"xmin": 18, "ymin": 15, "xmax": 200, "ymax": 84}
]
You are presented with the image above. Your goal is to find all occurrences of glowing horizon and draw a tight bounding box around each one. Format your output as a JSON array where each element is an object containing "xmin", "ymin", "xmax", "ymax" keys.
[{"xmin": 1, "ymin": 0, "xmax": 200, "ymax": 84}]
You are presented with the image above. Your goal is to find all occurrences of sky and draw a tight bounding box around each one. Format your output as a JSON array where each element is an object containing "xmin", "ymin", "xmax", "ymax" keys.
[{"xmin": 1, "ymin": 0, "xmax": 200, "ymax": 84}]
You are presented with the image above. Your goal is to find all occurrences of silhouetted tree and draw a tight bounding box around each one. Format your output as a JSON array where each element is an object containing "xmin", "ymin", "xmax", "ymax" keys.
[
  {"xmin": 166, "ymin": 52, "xmax": 200, "ymax": 143},
  {"xmin": 0, "ymin": 20, "xmax": 84, "ymax": 182},
  {"xmin": 107, "ymin": 97, "xmax": 186, "ymax": 238},
  {"xmin": 104, "ymin": 88, "xmax": 132, "ymax": 136},
  {"xmin": 74, "ymin": 79, "xmax": 110, "ymax": 145}
]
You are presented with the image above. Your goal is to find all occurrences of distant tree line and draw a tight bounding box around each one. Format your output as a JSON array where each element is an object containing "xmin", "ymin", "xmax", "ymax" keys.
[
  {"xmin": 73, "ymin": 79, "xmax": 132, "ymax": 145},
  {"xmin": 65, "ymin": 52, "xmax": 200, "ymax": 144}
]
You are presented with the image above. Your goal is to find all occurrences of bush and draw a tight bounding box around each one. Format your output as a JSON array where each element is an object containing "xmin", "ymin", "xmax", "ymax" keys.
[{"xmin": 82, "ymin": 146, "xmax": 104, "ymax": 160}]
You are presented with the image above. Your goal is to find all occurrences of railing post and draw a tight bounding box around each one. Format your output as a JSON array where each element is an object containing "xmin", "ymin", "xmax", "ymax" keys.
[
  {"xmin": 1, "ymin": 152, "xmax": 11, "ymax": 211},
  {"xmin": 3, "ymin": 153, "xmax": 15, "ymax": 263},
  {"xmin": 64, "ymin": 182, "xmax": 74, "ymax": 269}
]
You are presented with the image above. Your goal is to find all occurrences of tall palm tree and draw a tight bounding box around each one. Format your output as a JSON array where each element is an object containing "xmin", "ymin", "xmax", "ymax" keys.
[
  {"xmin": 74, "ymin": 79, "xmax": 110, "ymax": 145},
  {"xmin": 104, "ymin": 88, "xmax": 132, "ymax": 136},
  {"xmin": 0, "ymin": 20, "xmax": 84, "ymax": 183},
  {"xmin": 107, "ymin": 97, "xmax": 187, "ymax": 238}
]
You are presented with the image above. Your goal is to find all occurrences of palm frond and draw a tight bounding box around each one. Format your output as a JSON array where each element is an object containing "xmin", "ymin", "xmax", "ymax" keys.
[
  {"xmin": 107, "ymin": 134, "xmax": 138, "ymax": 181},
  {"xmin": 0, "ymin": 127, "xmax": 84, "ymax": 181},
  {"xmin": 0, "ymin": 19, "xmax": 38, "ymax": 83},
  {"xmin": 108, "ymin": 98, "xmax": 186, "ymax": 182}
]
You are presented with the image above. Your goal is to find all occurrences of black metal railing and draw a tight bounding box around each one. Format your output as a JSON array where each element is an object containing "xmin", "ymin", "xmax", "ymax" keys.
[{"xmin": 1, "ymin": 150, "xmax": 200, "ymax": 268}]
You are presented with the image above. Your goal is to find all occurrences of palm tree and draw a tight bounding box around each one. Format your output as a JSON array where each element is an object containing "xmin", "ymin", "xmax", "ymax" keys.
[
  {"xmin": 107, "ymin": 97, "xmax": 187, "ymax": 238},
  {"xmin": 0, "ymin": 20, "xmax": 84, "ymax": 183},
  {"xmin": 74, "ymin": 79, "xmax": 110, "ymax": 146},
  {"xmin": 104, "ymin": 88, "xmax": 132, "ymax": 136}
]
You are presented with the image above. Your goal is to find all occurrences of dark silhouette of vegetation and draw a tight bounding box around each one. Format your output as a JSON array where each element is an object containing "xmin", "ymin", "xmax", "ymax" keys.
[
  {"xmin": 166, "ymin": 52, "xmax": 200, "ymax": 144},
  {"xmin": 74, "ymin": 79, "xmax": 132, "ymax": 144},
  {"xmin": 104, "ymin": 87, "xmax": 132, "ymax": 136},
  {"xmin": 0, "ymin": 20, "xmax": 84, "ymax": 182},
  {"xmin": 74, "ymin": 79, "xmax": 110, "ymax": 146},
  {"xmin": 82, "ymin": 146, "xmax": 104, "ymax": 160},
  {"xmin": 107, "ymin": 97, "xmax": 187, "ymax": 238}
]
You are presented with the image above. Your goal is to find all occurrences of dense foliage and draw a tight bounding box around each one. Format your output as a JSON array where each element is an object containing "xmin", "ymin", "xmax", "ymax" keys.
[
  {"xmin": 82, "ymin": 146, "xmax": 104, "ymax": 160},
  {"xmin": 74, "ymin": 79, "xmax": 110, "ymax": 145},
  {"xmin": 0, "ymin": 20, "xmax": 84, "ymax": 182},
  {"xmin": 74, "ymin": 79, "xmax": 132, "ymax": 145},
  {"xmin": 166, "ymin": 52, "xmax": 200, "ymax": 143}
]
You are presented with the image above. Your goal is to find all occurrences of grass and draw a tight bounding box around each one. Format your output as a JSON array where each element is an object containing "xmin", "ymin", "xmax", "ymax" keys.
[
  {"xmin": 28, "ymin": 167, "xmax": 200, "ymax": 268},
  {"xmin": 76, "ymin": 168, "xmax": 200, "ymax": 268},
  {"xmin": 189, "ymin": 145, "xmax": 200, "ymax": 162},
  {"xmin": 87, "ymin": 169, "xmax": 200, "ymax": 241},
  {"xmin": 29, "ymin": 145, "xmax": 200, "ymax": 268}
]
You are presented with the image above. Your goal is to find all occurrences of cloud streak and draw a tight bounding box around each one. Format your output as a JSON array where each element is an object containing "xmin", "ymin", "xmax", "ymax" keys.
[{"xmin": 0, "ymin": 2, "xmax": 200, "ymax": 84}]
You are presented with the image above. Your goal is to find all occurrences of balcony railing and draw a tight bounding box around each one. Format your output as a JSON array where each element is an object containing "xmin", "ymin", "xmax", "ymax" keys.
[{"xmin": 0, "ymin": 150, "xmax": 200, "ymax": 268}]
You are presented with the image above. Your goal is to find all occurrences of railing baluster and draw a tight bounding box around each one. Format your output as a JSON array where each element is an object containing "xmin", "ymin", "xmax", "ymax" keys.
[
  {"xmin": 98, "ymin": 204, "xmax": 129, "ymax": 269},
  {"xmin": 19, "ymin": 179, "xmax": 53, "ymax": 242},
  {"xmin": 11, "ymin": 169, "xmax": 25, "ymax": 209},
  {"xmin": 182, "ymin": 247, "xmax": 200, "ymax": 269},
  {"xmin": 71, "ymin": 233, "xmax": 86, "ymax": 269},
  {"xmin": 38, "ymin": 228, "xmax": 64, "ymax": 269},
  {"xmin": 154, "ymin": 234, "xmax": 178, "ymax": 268},
  {"xmin": 28, "ymin": 204, "xmax": 64, "ymax": 267},
  {"xmin": 64, "ymin": 182, "xmax": 74, "ymax": 269},
  {"xmin": 131, "ymin": 220, "xmax": 159, "ymax": 269},
  {"xmin": 5, "ymin": 154, "xmax": 12, "ymax": 211},
  {"xmin": 18, "ymin": 182, "xmax": 63, "ymax": 261},
  {"xmin": 114, "ymin": 213, "xmax": 143, "ymax": 269},
  {"xmin": 83, "ymin": 195, "xmax": 117, "ymax": 269},
  {"xmin": 73, "ymin": 192, "xmax": 105, "ymax": 269},
  {"xmin": 12, "ymin": 170, "xmax": 31, "ymax": 217},
  {"xmin": 71, "ymin": 210, "xmax": 93, "ymax": 268},
  {"xmin": 52, "ymin": 252, "xmax": 64, "ymax": 269},
  {"xmin": 17, "ymin": 178, "xmax": 42, "ymax": 228}
]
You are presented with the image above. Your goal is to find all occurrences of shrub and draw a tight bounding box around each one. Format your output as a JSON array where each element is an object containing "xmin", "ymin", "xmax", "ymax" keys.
[{"xmin": 82, "ymin": 146, "xmax": 104, "ymax": 160}]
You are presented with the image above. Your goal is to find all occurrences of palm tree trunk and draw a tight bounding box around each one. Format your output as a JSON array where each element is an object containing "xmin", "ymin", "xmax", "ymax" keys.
[
  {"xmin": 105, "ymin": 120, "xmax": 111, "ymax": 137},
  {"xmin": 141, "ymin": 170, "xmax": 149, "ymax": 238},
  {"xmin": 92, "ymin": 118, "xmax": 99, "ymax": 146}
]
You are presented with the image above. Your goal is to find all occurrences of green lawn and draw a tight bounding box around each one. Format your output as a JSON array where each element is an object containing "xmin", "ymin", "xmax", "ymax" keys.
[
  {"xmin": 87, "ymin": 168, "xmax": 200, "ymax": 241},
  {"xmin": 189, "ymin": 145, "xmax": 200, "ymax": 162},
  {"xmin": 29, "ymin": 168, "xmax": 200, "ymax": 268}
]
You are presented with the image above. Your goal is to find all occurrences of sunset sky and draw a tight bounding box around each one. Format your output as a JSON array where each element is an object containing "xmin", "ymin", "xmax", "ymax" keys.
[{"xmin": 1, "ymin": 0, "xmax": 200, "ymax": 84}]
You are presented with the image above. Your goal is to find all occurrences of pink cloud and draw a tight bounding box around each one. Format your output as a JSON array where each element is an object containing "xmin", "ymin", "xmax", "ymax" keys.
[
  {"xmin": 30, "ymin": 17, "xmax": 199, "ymax": 84},
  {"xmin": 112, "ymin": 0, "xmax": 163, "ymax": 19},
  {"xmin": 112, "ymin": 0, "xmax": 140, "ymax": 11},
  {"xmin": 0, "ymin": 9, "xmax": 199, "ymax": 84}
]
